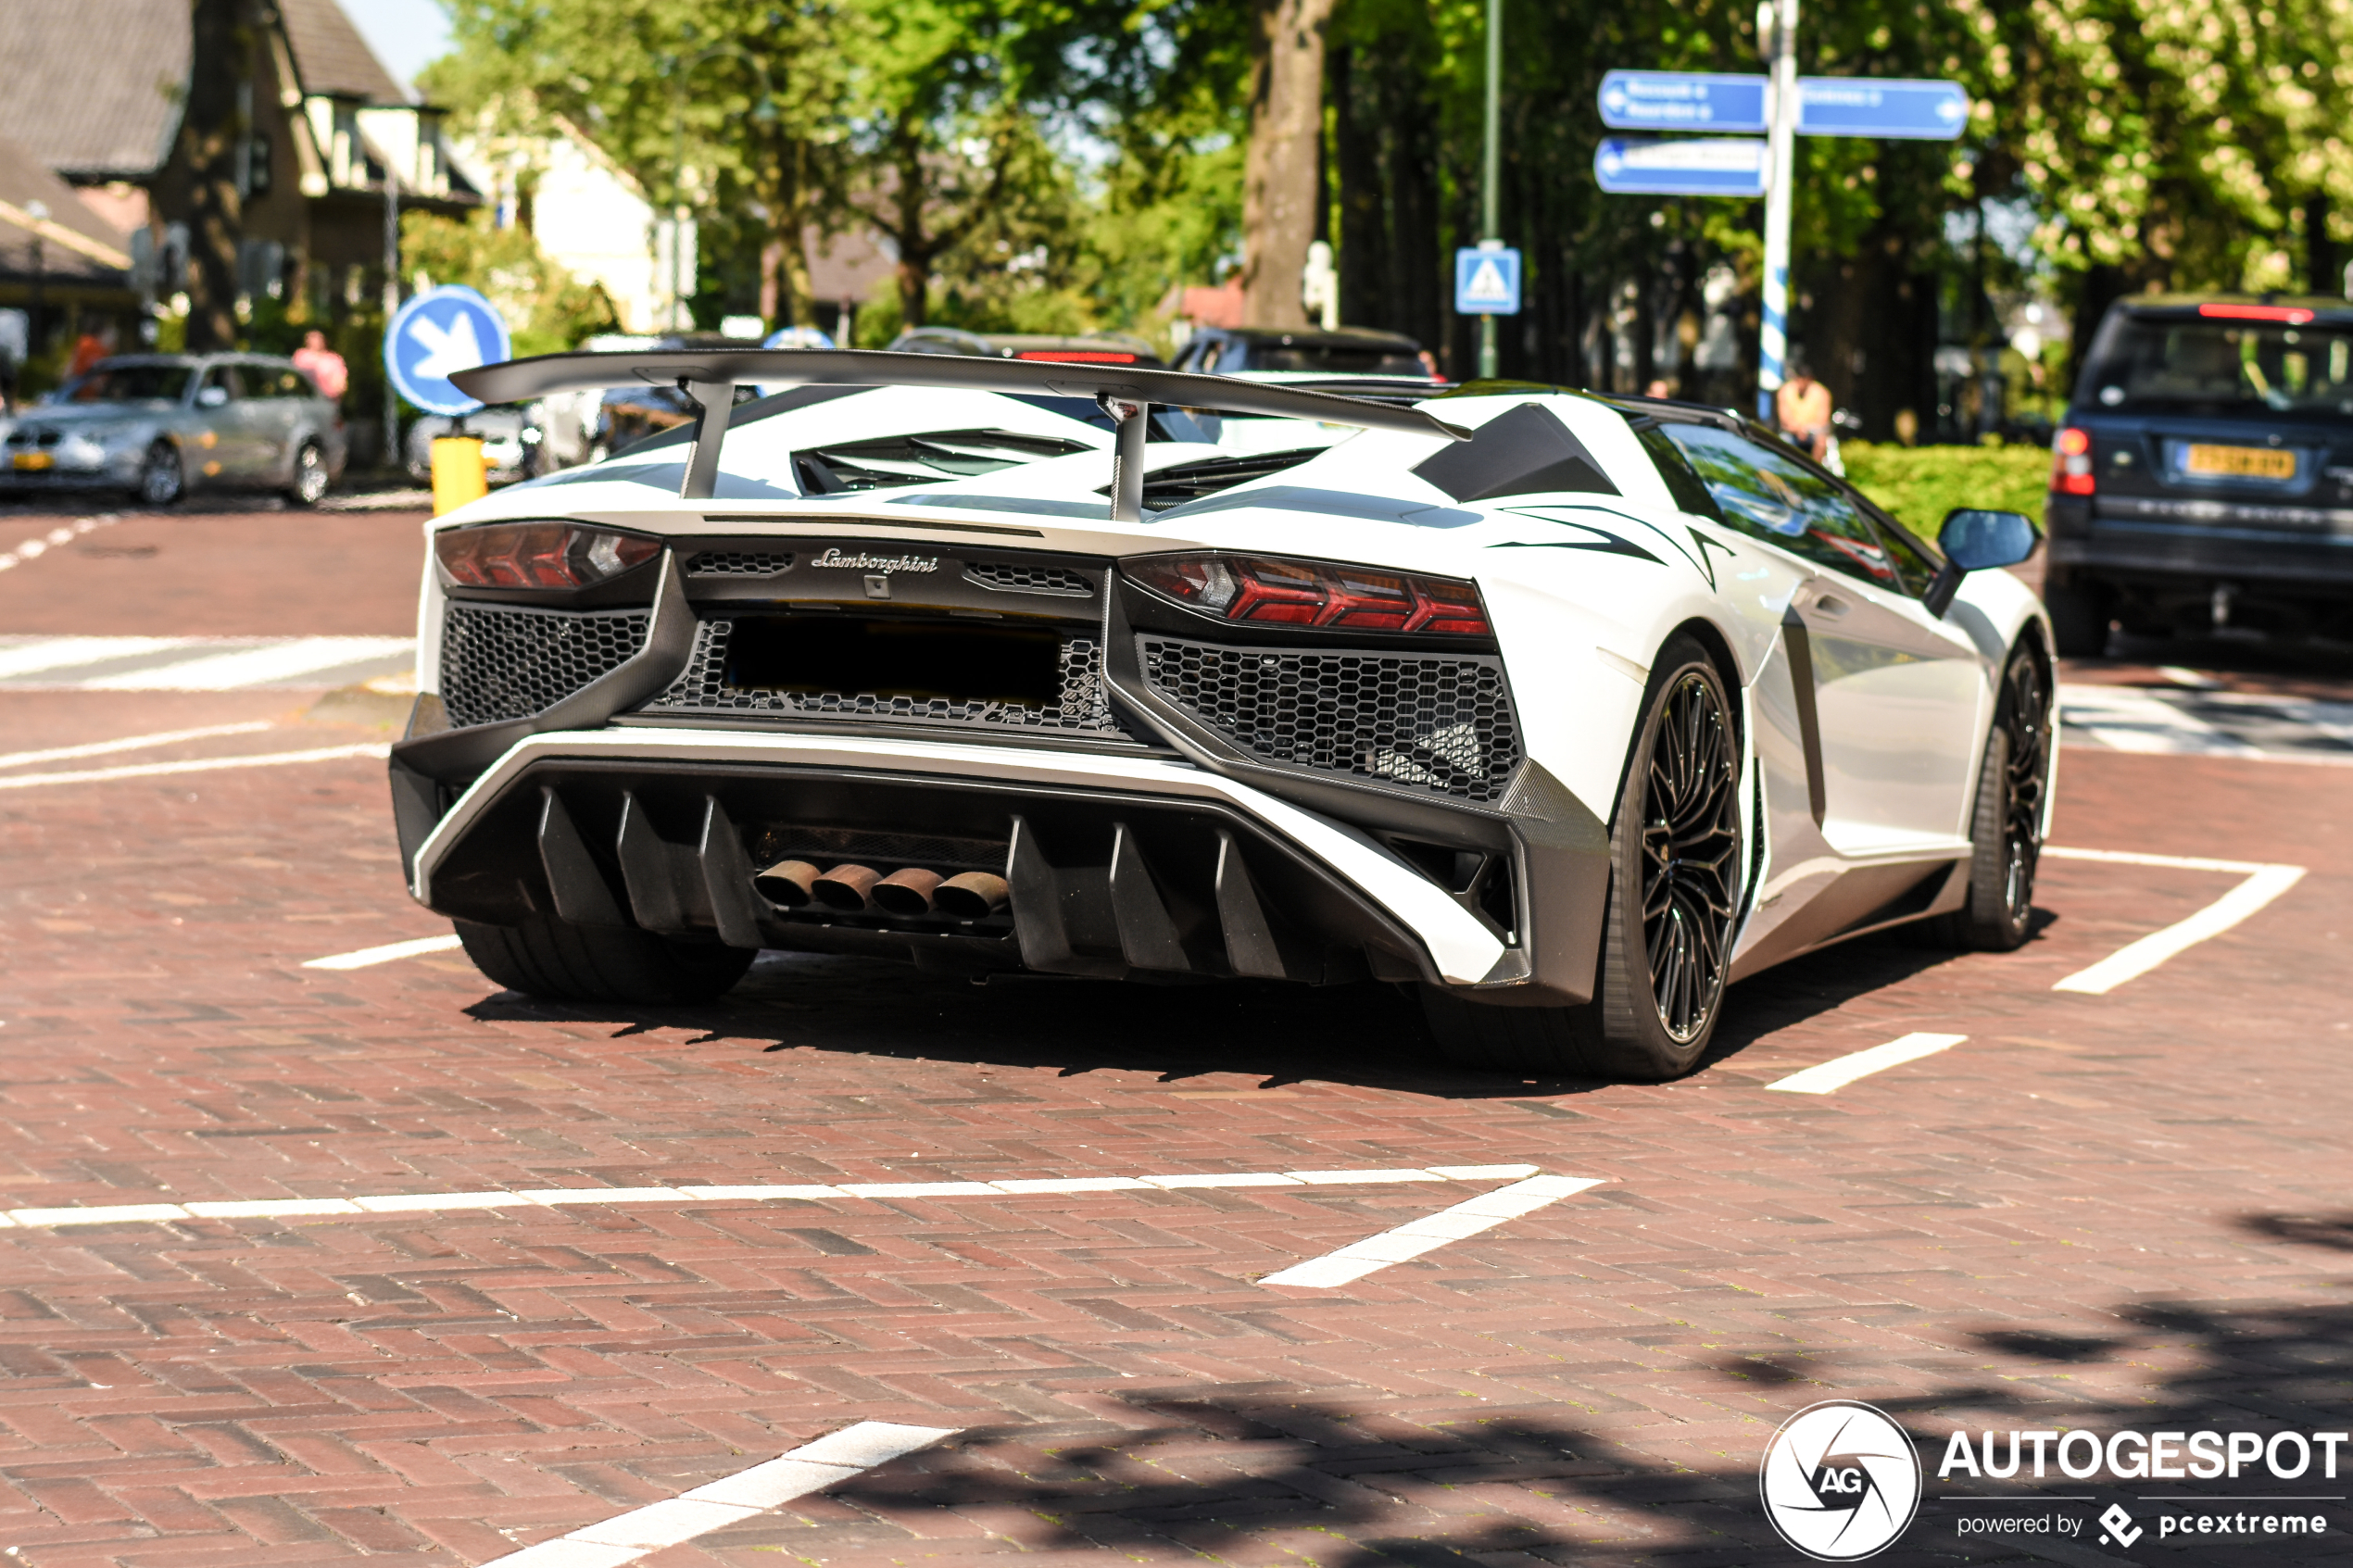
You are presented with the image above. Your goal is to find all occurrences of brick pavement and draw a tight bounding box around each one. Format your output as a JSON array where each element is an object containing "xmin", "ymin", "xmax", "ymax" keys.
[
  {"xmin": 0, "ymin": 495, "xmax": 2348, "ymax": 1567},
  {"xmin": 0, "ymin": 731, "xmax": 2347, "ymax": 1567}
]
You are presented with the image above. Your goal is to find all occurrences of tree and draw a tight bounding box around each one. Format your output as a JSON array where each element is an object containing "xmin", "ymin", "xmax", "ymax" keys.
[{"xmin": 1238, "ymin": 0, "xmax": 1334, "ymax": 326}]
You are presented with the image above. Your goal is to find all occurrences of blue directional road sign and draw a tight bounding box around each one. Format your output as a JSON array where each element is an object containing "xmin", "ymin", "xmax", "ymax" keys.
[
  {"xmin": 1798, "ymin": 77, "xmax": 1969, "ymax": 139},
  {"xmin": 384, "ymin": 285, "xmax": 511, "ymax": 416},
  {"xmin": 1454, "ymin": 245, "xmax": 1523, "ymax": 316},
  {"xmin": 1593, "ymin": 137, "xmax": 1770, "ymax": 198},
  {"xmin": 1598, "ymin": 70, "xmax": 1768, "ymax": 133}
]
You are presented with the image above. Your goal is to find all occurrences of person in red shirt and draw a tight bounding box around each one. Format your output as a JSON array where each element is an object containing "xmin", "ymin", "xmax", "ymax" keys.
[
  {"xmin": 292, "ymin": 330, "xmax": 348, "ymax": 402},
  {"xmin": 67, "ymin": 326, "xmax": 109, "ymax": 379}
]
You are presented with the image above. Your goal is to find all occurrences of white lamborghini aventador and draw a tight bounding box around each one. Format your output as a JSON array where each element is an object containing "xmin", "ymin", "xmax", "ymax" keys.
[{"xmin": 390, "ymin": 349, "xmax": 2052, "ymax": 1082}]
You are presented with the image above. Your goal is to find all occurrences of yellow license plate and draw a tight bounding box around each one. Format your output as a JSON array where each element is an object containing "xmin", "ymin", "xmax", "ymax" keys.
[
  {"xmin": 10, "ymin": 452, "xmax": 52, "ymax": 471},
  {"xmin": 2184, "ymin": 443, "xmax": 2295, "ymax": 479}
]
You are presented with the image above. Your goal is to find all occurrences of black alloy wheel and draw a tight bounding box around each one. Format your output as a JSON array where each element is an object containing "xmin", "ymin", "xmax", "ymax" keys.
[
  {"xmin": 1417, "ymin": 633, "xmax": 1743, "ymax": 1083},
  {"xmin": 287, "ymin": 441, "xmax": 329, "ymax": 506},
  {"xmin": 134, "ymin": 441, "xmax": 183, "ymax": 507},
  {"xmin": 1921, "ymin": 646, "xmax": 2051, "ymax": 951},
  {"xmin": 1639, "ymin": 667, "xmax": 1743, "ymax": 1042}
]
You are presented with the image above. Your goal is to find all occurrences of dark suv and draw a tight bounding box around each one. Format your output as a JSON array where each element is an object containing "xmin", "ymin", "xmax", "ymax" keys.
[
  {"xmin": 2044, "ymin": 295, "xmax": 2353, "ymax": 652},
  {"xmin": 1173, "ymin": 327, "xmax": 1430, "ymax": 379}
]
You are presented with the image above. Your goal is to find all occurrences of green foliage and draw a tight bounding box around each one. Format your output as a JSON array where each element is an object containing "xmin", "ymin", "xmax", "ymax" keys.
[
  {"xmin": 399, "ymin": 211, "xmax": 620, "ymax": 355},
  {"xmin": 1843, "ymin": 442, "xmax": 2052, "ymax": 540}
]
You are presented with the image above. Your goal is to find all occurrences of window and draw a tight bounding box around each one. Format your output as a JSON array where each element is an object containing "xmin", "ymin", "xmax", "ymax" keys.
[
  {"xmin": 1867, "ymin": 509, "xmax": 1942, "ymax": 597},
  {"xmin": 1630, "ymin": 422, "xmax": 1723, "ymax": 520},
  {"xmin": 258, "ymin": 366, "xmax": 313, "ymax": 398},
  {"xmin": 198, "ymin": 365, "xmax": 245, "ymax": 404},
  {"xmin": 64, "ymin": 365, "xmax": 193, "ymax": 404},
  {"xmin": 1656, "ymin": 422, "xmax": 1900, "ymax": 589}
]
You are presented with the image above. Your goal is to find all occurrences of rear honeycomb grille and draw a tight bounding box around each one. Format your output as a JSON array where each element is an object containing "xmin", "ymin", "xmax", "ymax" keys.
[
  {"xmin": 1139, "ymin": 636, "xmax": 1519, "ymax": 801},
  {"xmin": 439, "ymin": 604, "xmax": 648, "ymax": 727},
  {"xmin": 689, "ymin": 550, "xmax": 794, "ymax": 576},
  {"xmin": 964, "ymin": 561, "xmax": 1092, "ymax": 596},
  {"xmin": 650, "ymin": 619, "xmax": 1118, "ymax": 734}
]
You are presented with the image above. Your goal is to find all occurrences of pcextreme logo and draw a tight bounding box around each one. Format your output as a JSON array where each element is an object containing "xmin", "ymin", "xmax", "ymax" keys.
[{"xmin": 1759, "ymin": 1400, "xmax": 1924, "ymax": 1561}]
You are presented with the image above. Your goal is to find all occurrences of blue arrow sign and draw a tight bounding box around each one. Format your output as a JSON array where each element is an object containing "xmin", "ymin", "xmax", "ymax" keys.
[
  {"xmin": 1797, "ymin": 78, "xmax": 1969, "ymax": 139},
  {"xmin": 1598, "ymin": 70, "xmax": 1768, "ymax": 133},
  {"xmin": 384, "ymin": 285, "xmax": 511, "ymax": 417},
  {"xmin": 1593, "ymin": 137, "xmax": 1769, "ymax": 198},
  {"xmin": 1454, "ymin": 245, "xmax": 1523, "ymax": 316}
]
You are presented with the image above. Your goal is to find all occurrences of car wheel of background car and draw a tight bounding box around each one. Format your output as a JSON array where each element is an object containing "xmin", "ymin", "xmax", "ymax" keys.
[
  {"xmin": 133, "ymin": 441, "xmax": 183, "ymax": 507},
  {"xmin": 286, "ymin": 441, "xmax": 329, "ymax": 506},
  {"xmin": 452, "ymin": 913, "xmax": 757, "ymax": 1005},
  {"xmin": 1918, "ymin": 646, "xmax": 2051, "ymax": 952},
  {"xmin": 2043, "ymin": 576, "xmax": 2112, "ymax": 658},
  {"xmin": 1421, "ymin": 634, "xmax": 1742, "ymax": 1083}
]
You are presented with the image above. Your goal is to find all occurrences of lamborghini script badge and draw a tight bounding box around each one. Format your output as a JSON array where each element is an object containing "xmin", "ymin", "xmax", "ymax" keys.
[{"xmin": 812, "ymin": 547, "xmax": 939, "ymax": 574}]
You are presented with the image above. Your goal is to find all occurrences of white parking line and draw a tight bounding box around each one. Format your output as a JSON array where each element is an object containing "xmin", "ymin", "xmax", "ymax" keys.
[
  {"xmin": 1765, "ymin": 1033, "xmax": 1970, "ymax": 1095},
  {"xmin": 0, "ymin": 1162, "xmax": 1543, "ymax": 1231},
  {"xmin": 302, "ymin": 934, "xmax": 463, "ymax": 970},
  {"xmin": 0, "ymin": 633, "xmax": 414, "ymax": 689},
  {"xmin": 1261, "ymin": 1174, "xmax": 1604, "ymax": 1288},
  {"xmin": 0, "ymin": 721, "xmax": 275, "ymax": 771},
  {"xmin": 79, "ymin": 636, "xmax": 413, "ymax": 691},
  {"xmin": 0, "ymin": 743, "xmax": 387, "ymax": 791},
  {"xmin": 2045, "ymin": 846, "xmax": 2307, "ymax": 995},
  {"xmin": 482, "ymin": 1421, "xmax": 956, "ymax": 1568},
  {"xmin": 0, "ymin": 516, "xmax": 117, "ymax": 573}
]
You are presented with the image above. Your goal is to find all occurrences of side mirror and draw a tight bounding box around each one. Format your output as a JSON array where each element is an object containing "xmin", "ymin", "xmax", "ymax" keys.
[
  {"xmin": 1922, "ymin": 508, "xmax": 2039, "ymax": 618},
  {"xmin": 195, "ymin": 385, "xmax": 229, "ymax": 408}
]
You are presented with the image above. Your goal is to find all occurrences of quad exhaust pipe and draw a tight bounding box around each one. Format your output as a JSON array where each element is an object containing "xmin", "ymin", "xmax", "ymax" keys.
[{"xmin": 752, "ymin": 859, "xmax": 1008, "ymax": 921}]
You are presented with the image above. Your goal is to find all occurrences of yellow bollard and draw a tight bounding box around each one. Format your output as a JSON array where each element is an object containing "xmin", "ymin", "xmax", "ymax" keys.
[{"xmin": 431, "ymin": 436, "xmax": 488, "ymax": 515}]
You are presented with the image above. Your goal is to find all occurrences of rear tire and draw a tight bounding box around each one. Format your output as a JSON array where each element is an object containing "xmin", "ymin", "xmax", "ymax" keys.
[
  {"xmin": 454, "ymin": 913, "xmax": 755, "ymax": 1004},
  {"xmin": 2044, "ymin": 576, "xmax": 2111, "ymax": 658},
  {"xmin": 1422, "ymin": 633, "xmax": 1743, "ymax": 1082},
  {"xmin": 1918, "ymin": 646, "xmax": 2051, "ymax": 951}
]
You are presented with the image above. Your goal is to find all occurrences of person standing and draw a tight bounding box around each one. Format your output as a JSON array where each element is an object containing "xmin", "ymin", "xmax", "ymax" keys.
[
  {"xmin": 292, "ymin": 329, "xmax": 348, "ymax": 402},
  {"xmin": 1774, "ymin": 358, "xmax": 1833, "ymax": 461}
]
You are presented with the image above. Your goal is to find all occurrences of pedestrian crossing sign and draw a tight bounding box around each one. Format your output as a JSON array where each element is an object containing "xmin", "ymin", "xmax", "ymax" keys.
[{"xmin": 1454, "ymin": 245, "xmax": 1523, "ymax": 316}]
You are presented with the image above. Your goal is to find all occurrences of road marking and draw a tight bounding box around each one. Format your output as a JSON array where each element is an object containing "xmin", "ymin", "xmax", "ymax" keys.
[
  {"xmin": 302, "ymin": 933, "xmax": 463, "ymax": 970},
  {"xmin": 1765, "ymin": 1032, "xmax": 1969, "ymax": 1095},
  {"xmin": 0, "ymin": 516, "xmax": 117, "ymax": 573},
  {"xmin": 1261, "ymin": 1174, "xmax": 1604, "ymax": 1288},
  {"xmin": 0, "ymin": 1163, "xmax": 1544, "ymax": 1230},
  {"xmin": 0, "ymin": 721, "xmax": 276, "ymax": 771},
  {"xmin": 0, "ymin": 633, "xmax": 413, "ymax": 689},
  {"xmin": 0, "ymin": 743, "xmax": 387, "ymax": 791},
  {"xmin": 2045, "ymin": 846, "xmax": 2308, "ymax": 995},
  {"xmin": 2059, "ymin": 682, "xmax": 2353, "ymax": 764},
  {"xmin": 482, "ymin": 1420, "xmax": 956, "ymax": 1568}
]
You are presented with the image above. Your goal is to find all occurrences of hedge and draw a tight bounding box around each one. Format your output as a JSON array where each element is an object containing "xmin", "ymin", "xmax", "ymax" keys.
[{"xmin": 1841, "ymin": 442, "xmax": 2051, "ymax": 544}]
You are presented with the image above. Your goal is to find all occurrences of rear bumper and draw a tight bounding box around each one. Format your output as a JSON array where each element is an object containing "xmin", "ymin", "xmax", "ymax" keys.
[
  {"xmin": 2049, "ymin": 495, "xmax": 2353, "ymax": 592},
  {"xmin": 402, "ymin": 725, "xmax": 1581, "ymax": 994}
]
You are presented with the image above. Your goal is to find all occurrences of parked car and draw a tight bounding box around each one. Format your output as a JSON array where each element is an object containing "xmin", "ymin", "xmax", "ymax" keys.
[
  {"xmin": 392, "ymin": 348, "xmax": 2051, "ymax": 1086},
  {"xmin": 587, "ymin": 332, "xmax": 766, "ymax": 459},
  {"xmin": 406, "ymin": 408, "xmax": 543, "ymax": 485},
  {"xmin": 0, "ymin": 353, "xmax": 346, "ymax": 506},
  {"xmin": 1173, "ymin": 326, "xmax": 1431, "ymax": 379},
  {"xmin": 889, "ymin": 327, "xmax": 1164, "ymax": 366},
  {"xmin": 2044, "ymin": 294, "xmax": 2353, "ymax": 651}
]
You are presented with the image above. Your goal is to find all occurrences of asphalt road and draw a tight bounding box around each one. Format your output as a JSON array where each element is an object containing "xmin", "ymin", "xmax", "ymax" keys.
[{"xmin": 0, "ymin": 506, "xmax": 2347, "ymax": 1567}]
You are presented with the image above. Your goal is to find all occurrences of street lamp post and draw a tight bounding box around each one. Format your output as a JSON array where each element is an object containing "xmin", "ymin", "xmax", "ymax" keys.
[
  {"xmin": 25, "ymin": 200, "xmax": 47, "ymax": 370},
  {"xmin": 383, "ymin": 162, "xmax": 400, "ymax": 470},
  {"xmin": 1478, "ymin": 0, "xmax": 1502, "ymax": 380}
]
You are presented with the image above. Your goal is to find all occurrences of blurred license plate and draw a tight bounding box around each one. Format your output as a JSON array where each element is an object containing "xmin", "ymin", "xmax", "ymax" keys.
[
  {"xmin": 10, "ymin": 452, "xmax": 52, "ymax": 471},
  {"xmin": 2184, "ymin": 444, "xmax": 2294, "ymax": 479}
]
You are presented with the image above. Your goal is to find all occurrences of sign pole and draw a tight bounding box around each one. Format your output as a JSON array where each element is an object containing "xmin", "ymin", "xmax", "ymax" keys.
[
  {"xmin": 1757, "ymin": 0, "xmax": 1799, "ymax": 421},
  {"xmin": 1478, "ymin": 0, "xmax": 1502, "ymax": 380}
]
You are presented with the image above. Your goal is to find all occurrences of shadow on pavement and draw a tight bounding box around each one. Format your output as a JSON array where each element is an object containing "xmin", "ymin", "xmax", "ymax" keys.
[{"xmin": 737, "ymin": 1277, "xmax": 2353, "ymax": 1565}]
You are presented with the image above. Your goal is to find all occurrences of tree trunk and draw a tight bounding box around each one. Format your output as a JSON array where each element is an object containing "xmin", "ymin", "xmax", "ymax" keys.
[
  {"xmin": 1239, "ymin": 0, "xmax": 1336, "ymax": 328},
  {"xmin": 2309, "ymin": 194, "xmax": 2336, "ymax": 299},
  {"xmin": 180, "ymin": 0, "xmax": 248, "ymax": 353}
]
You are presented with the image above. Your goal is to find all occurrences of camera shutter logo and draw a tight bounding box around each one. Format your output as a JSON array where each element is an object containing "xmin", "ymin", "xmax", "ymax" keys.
[{"xmin": 1759, "ymin": 1400, "xmax": 1923, "ymax": 1561}]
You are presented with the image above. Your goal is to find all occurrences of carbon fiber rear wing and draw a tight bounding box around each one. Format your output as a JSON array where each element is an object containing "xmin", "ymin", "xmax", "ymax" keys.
[{"xmin": 448, "ymin": 348, "xmax": 1470, "ymax": 519}]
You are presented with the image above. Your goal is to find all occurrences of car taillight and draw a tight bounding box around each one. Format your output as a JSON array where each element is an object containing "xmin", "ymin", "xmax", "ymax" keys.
[
  {"xmin": 435, "ymin": 521, "xmax": 661, "ymax": 589},
  {"xmin": 2051, "ymin": 427, "xmax": 2095, "ymax": 496},
  {"xmin": 1126, "ymin": 553, "xmax": 1491, "ymax": 635}
]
